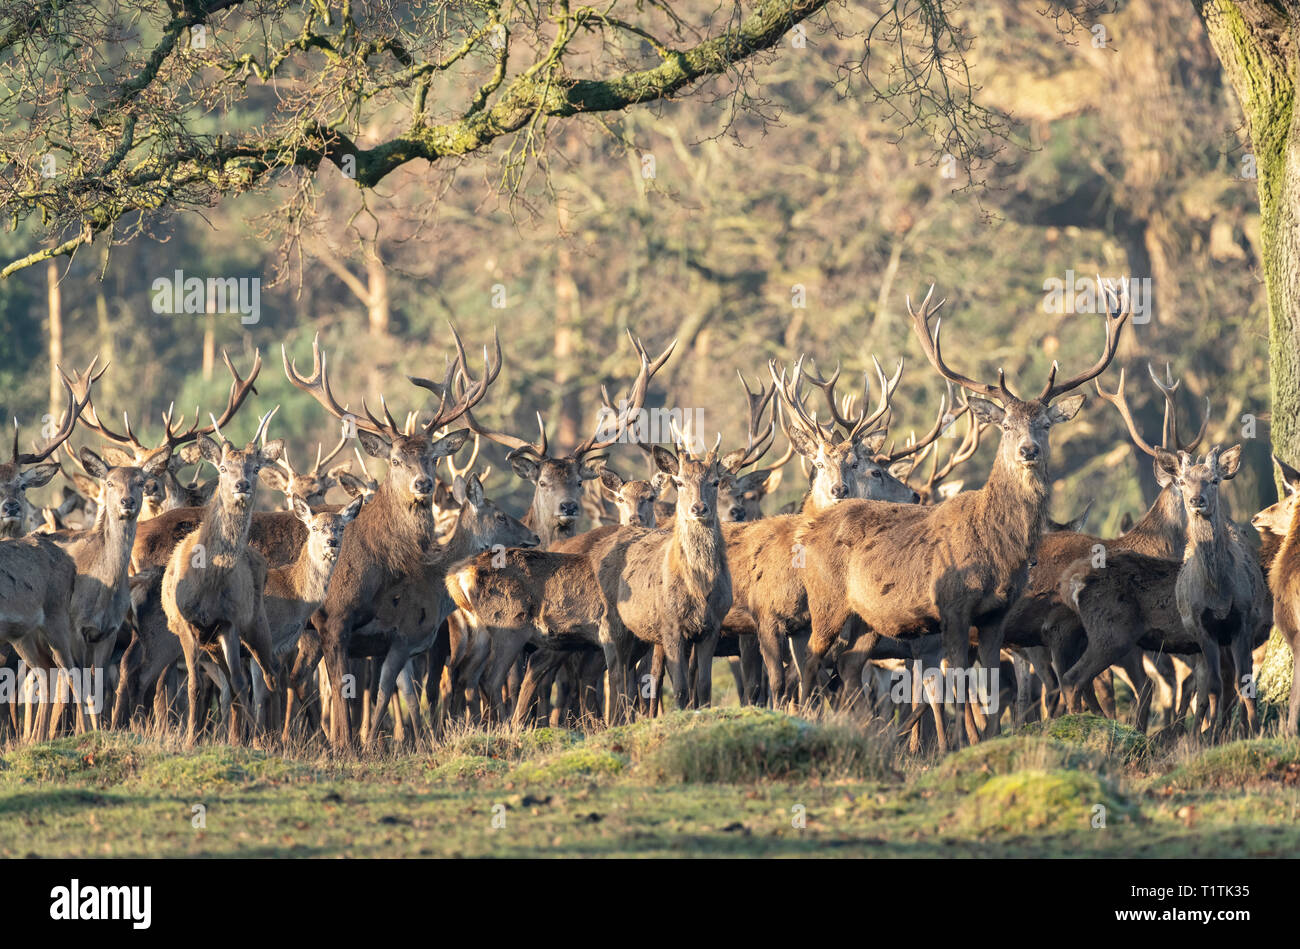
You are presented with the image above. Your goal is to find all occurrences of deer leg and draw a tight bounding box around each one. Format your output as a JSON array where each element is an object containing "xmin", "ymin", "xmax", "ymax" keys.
[
  {"xmin": 176, "ymin": 631, "xmax": 202, "ymax": 747},
  {"xmin": 755, "ymin": 623, "xmax": 786, "ymax": 710},
  {"xmin": 1113, "ymin": 649, "xmax": 1154, "ymax": 733},
  {"xmin": 511, "ymin": 650, "xmax": 566, "ymax": 729},
  {"xmin": 692, "ymin": 631, "xmax": 720, "ymax": 709},
  {"xmin": 396, "ymin": 662, "xmax": 424, "ymax": 742},
  {"xmin": 1093, "ymin": 669, "xmax": 1117, "ymax": 719},
  {"xmin": 366, "ymin": 638, "xmax": 410, "ymax": 746},
  {"xmin": 799, "ymin": 601, "xmax": 852, "ymax": 706},
  {"xmin": 1230, "ymin": 632, "xmax": 1259, "ymax": 735}
]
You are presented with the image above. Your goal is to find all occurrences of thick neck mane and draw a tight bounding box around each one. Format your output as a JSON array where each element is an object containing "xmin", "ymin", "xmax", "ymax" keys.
[
  {"xmin": 1185, "ymin": 504, "xmax": 1232, "ymax": 593},
  {"xmin": 968, "ymin": 456, "xmax": 1049, "ymax": 562},
  {"xmin": 355, "ymin": 480, "xmax": 435, "ymax": 576},
  {"xmin": 666, "ymin": 509, "xmax": 726, "ymax": 600}
]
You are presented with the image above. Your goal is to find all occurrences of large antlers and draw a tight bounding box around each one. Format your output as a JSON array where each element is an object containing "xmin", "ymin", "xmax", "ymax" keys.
[
  {"xmin": 906, "ymin": 278, "xmax": 1128, "ymax": 404},
  {"xmin": 1093, "ymin": 363, "xmax": 1210, "ymax": 459},
  {"xmin": 18, "ymin": 358, "xmax": 99, "ymax": 465}
]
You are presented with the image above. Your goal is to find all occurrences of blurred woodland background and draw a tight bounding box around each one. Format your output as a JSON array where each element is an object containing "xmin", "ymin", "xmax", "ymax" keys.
[{"xmin": 0, "ymin": 0, "xmax": 1276, "ymax": 528}]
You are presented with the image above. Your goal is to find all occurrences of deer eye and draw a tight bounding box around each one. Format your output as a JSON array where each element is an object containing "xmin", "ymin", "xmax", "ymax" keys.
[
  {"xmin": 870, "ymin": 469, "xmax": 881, "ymax": 478},
  {"xmin": 496, "ymin": 512, "xmax": 507, "ymax": 522}
]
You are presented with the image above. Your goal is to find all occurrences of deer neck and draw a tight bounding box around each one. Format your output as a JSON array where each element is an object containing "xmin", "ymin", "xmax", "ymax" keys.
[
  {"xmin": 363, "ymin": 481, "xmax": 437, "ymax": 573},
  {"xmin": 80, "ymin": 504, "xmax": 139, "ymax": 583},
  {"xmin": 666, "ymin": 510, "xmax": 726, "ymax": 598},
  {"xmin": 198, "ymin": 493, "xmax": 256, "ymax": 570},
  {"xmin": 977, "ymin": 457, "xmax": 1049, "ymax": 558},
  {"xmin": 1184, "ymin": 506, "xmax": 1231, "ymax": 593},
  {"xmin": 441, "ymin": 507, "xmax": 485, "ymax": 563},
  {"xmin": 286, "ymin": 543, "xmax": 336, "ymax": 605},
  {"xmin": 1120, "ymin": 485, "xmax": 1186, "ymax": 558}
]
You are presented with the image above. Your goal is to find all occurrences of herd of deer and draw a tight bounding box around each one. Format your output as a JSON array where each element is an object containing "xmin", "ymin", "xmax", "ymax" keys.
[{"xmin": 1, "ymin": 280, "xmax": 1296, "ymax": 754}]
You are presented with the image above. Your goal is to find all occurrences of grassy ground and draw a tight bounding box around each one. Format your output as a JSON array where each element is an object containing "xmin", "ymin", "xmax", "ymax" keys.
[{"xmin": 4, "ymin": 707, "xmax": 1300, "ymax": 857}]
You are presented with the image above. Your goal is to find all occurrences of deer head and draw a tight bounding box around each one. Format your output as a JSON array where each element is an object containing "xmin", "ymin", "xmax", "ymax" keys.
[
  {"xmin": 906, "ymin": 280, "xmax": 1127, "ymax": 494},
  {"xmin": 465, "ymin": 331, "xmax": 674, "ymax": 544},
  {"xmin": 653, "ymin": 431, "xmax": 723, "ymax": 526},
  {"xmin": 0, "ymin": 361, "xmax": 95, "ymax": 536},
  {"xmin": 290, "ymin": 494, "xmax": 363, "ymax": 564},
  {"xmin": 1252, "ymin": 455, "xmax": 1300, "ymax": 539},
  {"xmin": 450, "ymin": 472, "xmax": 540, "ymax": 551},
  {"xmin": 283, "ymin": 325, "xmax": 498, "ymax": 515},
  {"xmin": 196, "ymin": 406, "xmax": 284, "ymax": 511},
  {"xmin": 73, "ymin": 350, "xmax": 260, "ymax": 517},
  {"xmin": 598, "ymin": 467, "xmax": 660, "ymax": 527},
  {"xmin": 75, "ymin": 445, "xmax": 172, "ymax": 524},
  {"xmin": 261, "ymin": 433, "xmax": 350, "ymax": 509},
  {"xmin": 1157, "ymin": 445, "xmax": 1242, "ymax": 525}
]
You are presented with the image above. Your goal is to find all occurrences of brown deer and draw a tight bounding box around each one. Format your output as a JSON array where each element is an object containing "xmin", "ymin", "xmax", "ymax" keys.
[
  {"xmin": 794, "ymin": 283, "xmax": 1126, "ymax": 744},
  {"xmin": 282, "ymin": 327, "xmax": 496, "ymax": 747},
  {"xmin": 250, "ymin": 495, "xmax": 364, "ymax": 728},
  {"xmin": 0, "ymin": 373, "xmax": 89, "ymax": 538},
  {"xmin": 1003, "ymin": 363, "xmax": 1209, "ymax": 725},
  {"xmin": 74, "ymin": 351, "xmax": 258, "ymax": 520},
  {"xmin": 162, "ymin": 386, "xmax": 285, "ymax": 745},
  {"xmin": 584, "ymin": 430, "xmax": 732, "ymax": 718},
  {"xmin": 1260, "ymin": 455, "xmax": 1300, "ymax": 733},
  {"xmin": 1060, "ymin": 445, "xmax": 1265, "ymax": 735},
  {"xmin": 258, "ymin": 433, "xmax": 351, "ymax": 509}
]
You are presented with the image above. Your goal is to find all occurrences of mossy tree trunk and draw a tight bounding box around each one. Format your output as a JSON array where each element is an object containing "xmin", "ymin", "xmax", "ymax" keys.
[{"xmin": 1195, "ymin": 0, "xmax": 1300, "ymax": 473}]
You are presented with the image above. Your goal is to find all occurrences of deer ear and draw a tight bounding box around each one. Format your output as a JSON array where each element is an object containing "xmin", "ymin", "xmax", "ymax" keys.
[
  {"xmin": 720, "ymin": 449, "xmax": 748, "ymax": 474},
  {"xmin": 466, "ymin": 473, "xmax": 485, "ymax": 508},
  {"xmin": 1274, "ymin": 454, "xmax": 1300, "ymax": 493},
  {"xmin": 1047, "ymin": 394, "xmax": 1085, "ymax": 424},
  {"xmin": 431, "ymin": 428, "xmax": 469, "ymax": 459},
  {"xmin": 508, "ymin": 452, "xmax": 540, "ymax": 483},
  {"xmin": 451, "ymin": 474, "xmax": 468, "ymax": 506},
  {"xmin": 177, "ymin": 443, "xmax": 204, "ymax": 468},
  {"xmin": 651, "ymin": 471, "xmax": 671, "ymax": 495},
  {"xmin": 193, "ymin": 479, "xmax": 218, "ymax": 505},
  {"xmin": 197, "ymin": 434, "xmax": 224, "ymax": 466},
  {"xmin": 652, "ymin": 445, "xmax": 679, "ymax": 476},
  {"xmin": 967, "ymin": 397, "xmax": 1005, "ymax": 425},
  {"xmin": 71, "ymin": 473, "xmax": 101, "ymax": 500},
  {"xmin": 336, "ymin": 472, "xmax": 366, "ymax": 499},
  {"xmin": 259, "ymin": 467, "xmax": 290, "ymax": 492},
  {"xmin": 142, "ymin": 447, "xmax": 172, "ymax": 479},
  {"xmin": 78, "ymin": 447, "xmax": 110, "ymax": 480},
  {"xmin": 291, "ymin": 497, "xmax": 312, "ymax": 523},
  {"xmin": 19, "ymin": 462, "xmax": 59, "ymax": 489},
  {"xmin": 785, "ymin": 425, "xmax": 819, "ymax": 459},
  {"xmin": 1154, "ymin": 449, "xmax": 1181, "ymax": 485},
  {"xmin": 1217, "ymin": 444, "xmax": 1243, "ymax": 480},
  {"xmin": 341, "ymin": 495, "xmax": 364, "ymax": 523},
  {"xmin": 937, "ymin": 480, "xmax": 964, "ymax": 501},
  {"xmin": 856, "ymin": 429, "xmax": 888, "ymax": 457},
  {"xmin": 357, "ymin": 430, "xmax": 390, "ymax": 459},
  {"xmin": 259, "ymin": 438, "xmax": 285, "ymax": 465},
  {"xmin": 598, "ymin": 468, "xmax": 625, "ymax": 494}
]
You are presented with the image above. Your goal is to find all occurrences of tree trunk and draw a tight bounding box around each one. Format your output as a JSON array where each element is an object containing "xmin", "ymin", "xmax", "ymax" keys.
[
  {"xmin": 1195, "ymin": 0, "xmax": 1298, "ymax": 471},
  {"xmin": 365, "ymin": 241, "xmax": 389, "ymax": 337},
  {"xmin": 46, "ymin": 257, "xmax": 62, "ymax": 422},
  {"xmin": 554, "ymin": 199, "xmax": 580, "ymax": 448}
]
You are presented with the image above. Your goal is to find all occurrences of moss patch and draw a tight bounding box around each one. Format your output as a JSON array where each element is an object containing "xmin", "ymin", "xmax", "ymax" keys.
[
  {"xmin": 959, "ymin": 769, "xmax": 1131, "ymax": 833},
  {"xmin": 1015, "ymin": 714, "xmax": 1147, "ymax": 760},
  {"xmin": 917, "ymin": 736, "xmax": 1105, "ymax": 794},
  {"xmin": 1157, "ymin": 738, "xmax": 1300, "ymax": 791},
  {"xmin": 511, "ymin": 747, "xmax": 628, "ymax": 785}
]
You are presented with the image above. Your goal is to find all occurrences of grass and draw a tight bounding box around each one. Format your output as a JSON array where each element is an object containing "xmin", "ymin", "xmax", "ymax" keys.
[{"xmin": 4, "ymin": 710, "xmax": 1300, "ymax": 857}]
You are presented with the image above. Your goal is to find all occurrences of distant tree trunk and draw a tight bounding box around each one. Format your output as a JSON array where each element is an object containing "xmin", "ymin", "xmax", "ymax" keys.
[
  {"xmin": 1195, "ymin": 0, "xmax": 1299, "ymax": 472},
  {"xmin": 46, "ymin": 257, "xmax": 62, "ymax": 421},
  {"xmin": 554, "ymin": 199, "xmax": 580, "ymax": 447},
  {"xmin": 364, "ymin": 241, "xmax": 389, "ymax": 337}
]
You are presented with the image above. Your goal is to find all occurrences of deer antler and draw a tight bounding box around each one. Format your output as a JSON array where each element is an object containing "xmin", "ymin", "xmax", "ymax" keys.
[
  {"xmin": 1146, "ymin": 363, "xmax": 1210, "ymax": 454},
  {"xmin": 907, "ymin": 286, "xmax": 1017, "ymax": 402},
  {"xmin": 1093, "ymin": 368, "xmax": 1161, "ymax": 458},
  {"xmin": 15, "ymin": 358, "xmax": 98, "ymax": 465},
  {"xmin": 412, "ymin": 323, "xmax": 502, "ymax": 434},
  {"xmin": 1037, "ymin": 278, "xmax": 1129, "ymax": 402},
  {"xmin": 802, "ymin": 356, "xmax": 902, "ymax": 442},
  {"xmin": 572, "ymin": 332, "xmax": 676, "ymax": 460},
  {"xmin": 723, "ymin": 371, "xmax": 778, "ymax": 472},
  {"xmin": 444, "ymin": 432, "xmax": 481, "ymax": 482},
  {"xmin": 882, "ymin": 381, "xmax": 955, "ymax": 463}
]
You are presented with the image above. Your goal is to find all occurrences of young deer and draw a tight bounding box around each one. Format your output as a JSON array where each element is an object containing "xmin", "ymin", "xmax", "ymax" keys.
[
  {"xmin": 795, "ymin": 284, "xmax": 1126, "ymax": 745},
  {"xmin": 1061, "ymin": 446, "xmax": 1265, "ymax": 735},
  {"xmin": 587, "ymin": 434, "xmax": 732, "ymax": 718},
  {"xmin": 251, "ymin": 495, "xmax": 363, "ymax": 729},
  {"xmin": 258, "ymin": 433, "xmax": 351, "ymax": 509},
  {"xmin": 161, "ymin": 399, "xmax": 284, "ymax": 745},
  {"xmin": 0, "ymin": 373, "xmax": 89, "ymax": 538}
]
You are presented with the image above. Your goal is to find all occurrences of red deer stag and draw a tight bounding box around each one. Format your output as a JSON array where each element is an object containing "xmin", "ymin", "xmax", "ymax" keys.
[
  {"xmin": 794, "ymin": 283, "xmax": 1126, "ymax": 745},
  {"xmin": 282, "ymin": 327, "xmax": 496, "ymax": 747}
]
